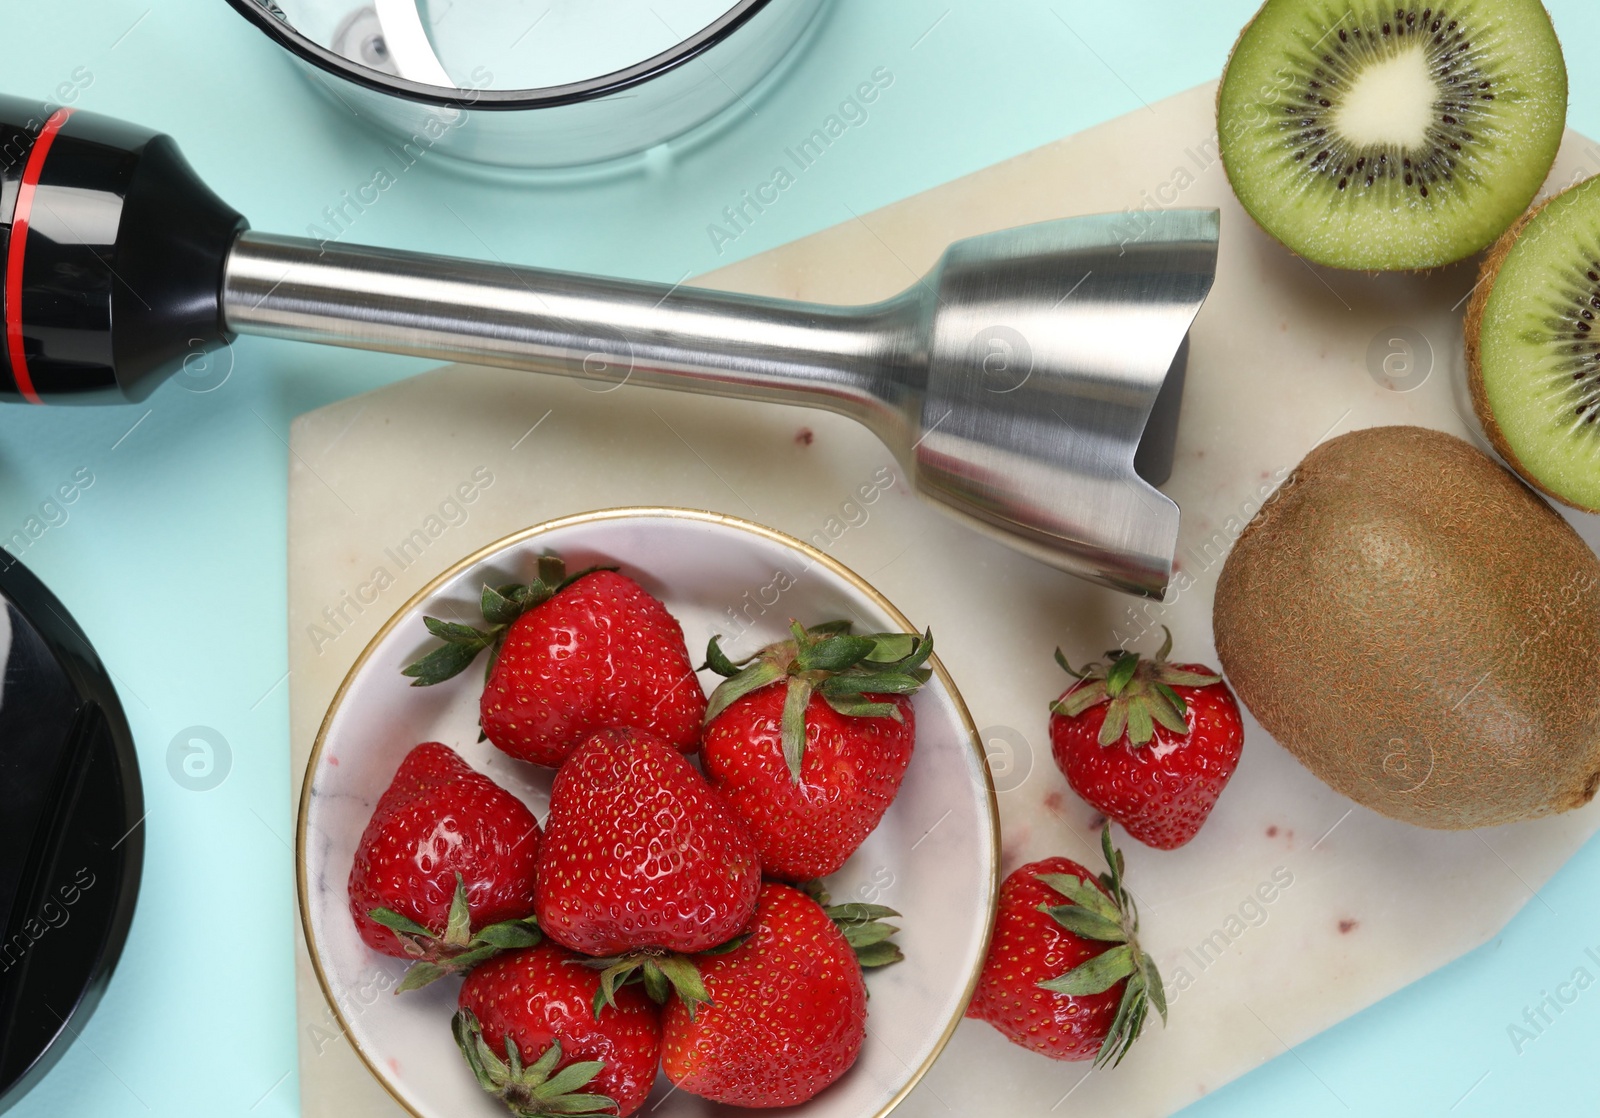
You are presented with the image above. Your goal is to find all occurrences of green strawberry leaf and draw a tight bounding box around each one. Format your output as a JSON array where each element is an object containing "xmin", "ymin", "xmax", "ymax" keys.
[
  {"xmin": 1155, "ymin": 666, "xmax": 1223, "ymax": 687},
  {"xmin": 840, "ymin": 921, "xmax": 897, "ymax": 948},
  {"xmin": 651, "ymin": 954, "xmax": 711, "ymax": 1017},
  {"xmin": 819, "ymin": 672, "xmax": 926, "ymax": 697},
  {"xmin": 424, "ymin": 617, "xmax": 495, "ymax": 645},
  {"xmin": 447, "ymin": 944, "xmax": 502, "ymax": 970},
  {"xmin": 781, "ymin": 675, "xmax": 814, "ymax": 780},
  {"xmin": 1051, "ymin": 680, "xmax": 1109, "ymax": 718},
  {"xmin": 797, "ymin": 633, "xmax": 877, "ymax": 672},
  {"xmin": 853, "ymin": 941, "xmax": 906, "ymax": 969},
  {"xmin": 539, "ymin": 1060, "xmax": 610, "ymax": 1100},
  {"xmin": 704, "ymin": 622, "xmax": 933, "ymax": 786},
  {"xmin": 799, "ymin": 879, "xmax": 831, "ymax": 906},
  {"xmin": 403, "ymin": 640, "xmax": 487, "ymax": 687},
  {"xmin": 640, "ymin": 966, "xmax": 670, "ymax": 1006},
  {"xmin": 1125, "ymin": 700, "xmax": 1155, "ymax": 746},
  {"xmin": 583, "ymin": 950, "xmax": 712, "ymax": 1019},
  {"xmin": 868, "ymin": 629, "xmax": 934, "ymax": 673},
  {"xmin": 1152, "ymin": 681, "xmax": 1188, "ymax": 717},
  {"xmin": 1034, "ymin": 873, "xmax": 1121, "ymax": 925},
  {"xmin": 701, "ymin": 658, "xmax": 784, "ymax": 724},
  {"xmin": 1055, "ymin": 647, "xmax": 1090, "ymax": 679},
  {"xmin": 371, "ymin": 878, "xmax": 537, "ymax": 991},
  {"xmin": 865, "ymin": 633, "xmax": 919, "ymax": 663},
  {"xmin": 1047, "ymin": 627, "xmax": 1222, "ymax": 751},
  {"xmin": 1098, "ymin": 699, "xmax": 1129, "ymax": 746},
  {"xmin": 395, "ymin": 961, "xmax": 450, "ymax": 994},
  {"xmin": 535, "ymin": 553, "xmax": 567, "ymax": 590},
  {"xmin": 1105, "ymin": 653, "xmax": 1141, "ymax": 697},
  {"xmin": 369, "ymin": 907, "xmax": 433, "ymax": 939},
  {"xmin": 1143, "ymin": 954, "xmax": 1168, "ymax": 1024},
  {"xmin": 444, "ymin": 874, "xmax": 474, "ymax": 949},
  {"xmin": 702, "ymin": 635, "xmax": 744, "ymax": 678},
  {"xmin": 825, "ymin": 903, "xmax": 900, "ymax": 922},
  {"xmin": 452, "ymin": 1013, "xmax": 619, "ymax": 1118},
  {"xmin": 1035, "ymin": 825, "xmax": 1165, "ymax": 1068},
  {"xmin": 825, "ymin": 902, "xmax": 905, "ymax": 971},
  {"xmin": 402, "ymin": 552, "xmax": 611, "ymax": 689},
  {"xmin": 695, "ymin": 933, "xmax": 750, "ymax": 957},
  {"xmin": 480, "ymin": 584, "xmax": 527, "ymax": 627},
  {"xmin": 1039, "ymin": 903, "xmax": 1128, "ymax": 943},
  {"xmin": 822, "ymin": 695, "xmax": 902, "ymax": 720},
  {"xmin": 1101, "ymin": 824, "xmax": 1128, "ymax": 907},
  {"xmin": 1148, "ymin": 687, "xmax": 1191, "ymax": 735},
  {"xmin": 1096, "ymin": 970, "xmax": 1147, "ymax": 1069},
  {"xmin": 1038, "ymin": 943, "xmax": 1135, "ymax": 997},
  {"xmin": 473, "ymin": 917, "xmax": 542, "ymax": 950},
  {"xmin": 454, "ymin": 1010, "xmax": 499, "ymax": 1090}
]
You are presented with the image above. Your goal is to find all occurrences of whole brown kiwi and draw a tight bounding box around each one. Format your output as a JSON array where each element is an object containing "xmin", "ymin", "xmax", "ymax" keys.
[{"xmin": 1213, "ymin": 426, "xmax": 1600, "ymax": 829}]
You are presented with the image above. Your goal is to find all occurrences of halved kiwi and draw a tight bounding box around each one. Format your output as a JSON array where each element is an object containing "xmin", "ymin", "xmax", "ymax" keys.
[
  {"xmin": 1468, "ymin": 177, "xmax": 1600, "ymax": 510},
  {"xmin": 1218, "ymin": 0, "xmax": 1567, "ymax": 271}
]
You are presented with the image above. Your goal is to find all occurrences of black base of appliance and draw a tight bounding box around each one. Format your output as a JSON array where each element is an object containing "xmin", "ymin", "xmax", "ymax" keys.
[{"xmin": 0, "ymin": 553, "xmax": 143, "ymax": 1113}]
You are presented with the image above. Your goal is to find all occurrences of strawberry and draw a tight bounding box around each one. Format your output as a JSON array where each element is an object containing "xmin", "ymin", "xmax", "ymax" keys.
[
  {"xmin": 967, "ymin": 827, "xmax": 1166, "ymax": 1066},
  {"xmin": 1049, "ymin": 628, "xmax": 1244, "ymax": 850},
  {"xmin": 536, "ymin": 727, "xmax": 760, "ymax": 970},
  {"xmin": 348, "ymin": 743, "xmax": 542, "ymax": 989},
  {"xmin": 455, "ymin": 942, "xmax": 662, "ymax": 1118},
  {"xmin": 402, "ymin": 553, "xmax": 706, "ymax": 767},
  {"xmin": 700, "ymin": 622, "xmax": 933, "ymax": 880},
  {"xmin": 661, "ymin": 882, "xmax": 900, "ymax": 1107}
]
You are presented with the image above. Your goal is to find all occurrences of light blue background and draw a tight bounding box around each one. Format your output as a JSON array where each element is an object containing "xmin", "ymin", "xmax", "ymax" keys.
[{"xmin": 0, "ymin": 1, "xmax": 1596, "ymax": 1114}]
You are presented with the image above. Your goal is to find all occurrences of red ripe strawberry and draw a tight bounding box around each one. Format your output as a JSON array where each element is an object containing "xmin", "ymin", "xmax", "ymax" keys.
[
  {"xmin": 403, "ymin": 553, "xmax": 706, "ymax": 767},
  {"xmin": 455, "ymin": 942, "xmax": 662, "ymax": 1118},
  {"xmin": 700, "ymin": 622, "xmax": 933, "ymax": 881},
  {"xmin": 967, "ymin": 827, "xmax": 1166, "ymax": 1066},
  {"xmin": 662, "ymin": 882, "xmax": 899, "ymax": 1107},
  {"xmin": 348, "ymin": 743, "xmax": 542, "ymax": 988},
  {"xmin": 1049, "ymin": 628, "xmax": 1244, "ymax": 850},
  {"xmin": 536, "ymin": 728, "xmax": 760, "ymax": 964}
]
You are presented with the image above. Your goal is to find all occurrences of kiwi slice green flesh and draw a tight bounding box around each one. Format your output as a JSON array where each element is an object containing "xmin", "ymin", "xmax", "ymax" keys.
[
  {"xmin": 1218, "ymin": 0, "xmax": 1567, "ymax": 271},
  {"xmin": 1468, "ymin": 176, "xmax": 1600, "ymax": 511}
]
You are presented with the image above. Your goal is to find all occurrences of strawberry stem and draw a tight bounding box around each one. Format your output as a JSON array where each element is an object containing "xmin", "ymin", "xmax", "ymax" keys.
[
  {"xmin": 453, "ymin": 1012, "xmax": 618, "ymax": 1118},
  {"xmin": 579, "ymin": 948, "xmax": 714, "ymax": 1021},
  {"xmin": 1033, "ymin": 826, "xmax": 1166, "ymax": 1068},
  {"xmin": 800, "ymin": 881, "xmax": 905, "ymax": 971},
  {"xmin": 400, "ymin": 554, "xmax": 617, "ymax": 687},
  {"xmin": 703, "ymin": 622, "xmax": 934, "ymax": 782},
  {"xmin": 1049, "ymin": 626, "xmax": 1220, "ymax": 748},
  {"xmin": 826, "ymin": 902, "xmax": 905, "ymax": 970},
  {"xmin": 370, "ymin": 874, "xmax": 541, "ymax": 992}
]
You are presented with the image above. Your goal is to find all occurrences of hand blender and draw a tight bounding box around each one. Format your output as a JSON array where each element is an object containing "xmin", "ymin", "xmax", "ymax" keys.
[{"xmin": 0, "ymin": 98, "xmax": 1218, "ymax": 598}]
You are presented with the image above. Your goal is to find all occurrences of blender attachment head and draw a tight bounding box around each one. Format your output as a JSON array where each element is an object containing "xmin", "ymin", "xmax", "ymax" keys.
[
  {"xmin": 909, "ymin": 214, "xmax": 1214, "ymax": 594},
  {"xmin": 0, "ymin": 96, "xmax": 1216, "ymax": 598}
]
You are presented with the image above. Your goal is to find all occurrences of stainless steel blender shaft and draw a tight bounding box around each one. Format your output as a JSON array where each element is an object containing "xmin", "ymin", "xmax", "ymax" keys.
[
  {"xmin": 223, "ymin": 231, "xmax": 919, "ymax": 433},
  {"xmin": 222, "ymin": 212, "xmax": 1219, "ymax": 597}
]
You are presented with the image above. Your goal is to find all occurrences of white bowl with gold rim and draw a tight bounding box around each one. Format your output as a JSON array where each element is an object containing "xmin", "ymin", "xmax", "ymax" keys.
[{"xmin": 297, "ymin": 508, "xmax": 1000, "ymax": 1118}]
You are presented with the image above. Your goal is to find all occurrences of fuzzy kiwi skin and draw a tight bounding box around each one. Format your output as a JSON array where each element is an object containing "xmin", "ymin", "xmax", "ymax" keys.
[
  {"xmin": 1214, "ymin": 426, "xmax": 1600, "ymax": 829},
  {"xmin": 1466, "ymin": 189, "xmax": 1600, "ymax": 514}
]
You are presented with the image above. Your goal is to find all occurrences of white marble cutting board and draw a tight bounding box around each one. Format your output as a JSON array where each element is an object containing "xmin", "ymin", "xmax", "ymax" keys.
[{"xmin": 287, "ymin": 82, "xmax": 1600, "ymax": 1117}]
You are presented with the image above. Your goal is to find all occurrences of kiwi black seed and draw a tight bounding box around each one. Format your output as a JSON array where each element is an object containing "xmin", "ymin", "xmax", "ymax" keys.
[{"xmin": 1218, "ymin": 0, "xmax": 1567, "ymax": 271}]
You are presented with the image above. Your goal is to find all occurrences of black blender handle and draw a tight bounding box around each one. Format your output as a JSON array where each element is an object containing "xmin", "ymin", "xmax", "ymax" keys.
[{"xmin": 0, "ymin": 96, "xmax": 246, "ymax": 404}]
